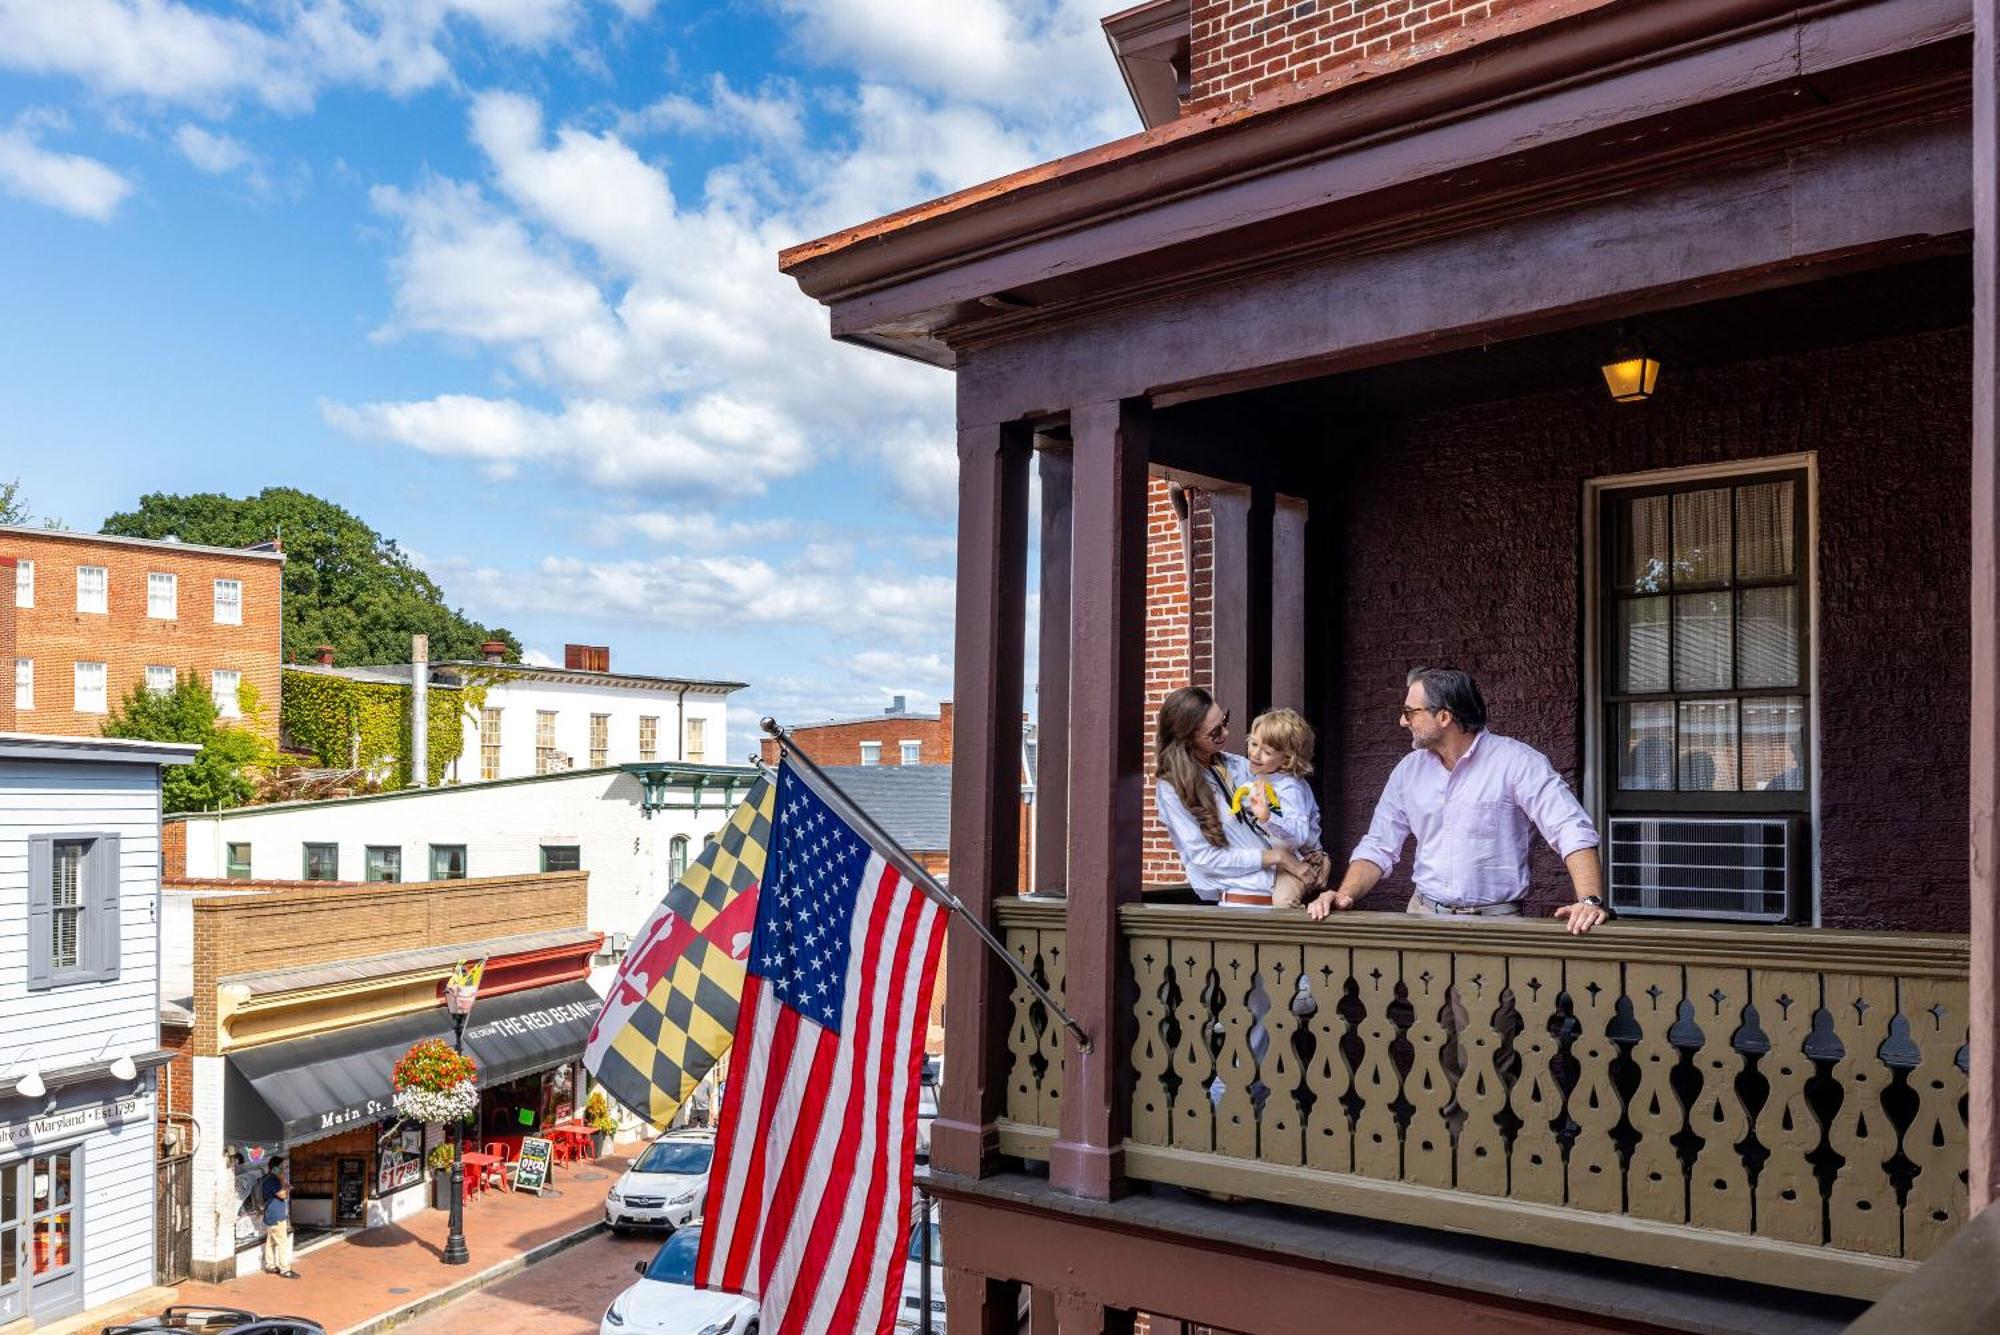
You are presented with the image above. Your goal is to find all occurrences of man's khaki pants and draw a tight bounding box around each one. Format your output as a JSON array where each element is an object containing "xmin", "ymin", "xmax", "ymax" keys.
[{"xmin": 263, "ymin": 1219, "xmax": 293, "ymax": 1273}]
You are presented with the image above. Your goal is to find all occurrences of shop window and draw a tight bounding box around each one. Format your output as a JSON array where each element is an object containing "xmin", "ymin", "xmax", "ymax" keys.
[
  {"xmin": 430, "ymin": 844, "xmax": 468, "ymax": 880},
  {"xmin": 540, "ymin": 844, "xmax": 581, "ymax": 873},
  {"xmin": 30, "ymin": 1151, "xmax": 74, "ymax": 1284},
  {"xmin": 26, "ymin": 833, "xmax": 120, "ymax": 988},
  {"xmin": 669, "ymin": 835, "xmax": 690, "ymax": 882},
  {"xmin": 303, "ymin": 843, "xmax": 339, "ymax": 881},
  {"xmin": 365, "ymin": 845, "xmax": 402, "ymax": 883},
  {"xmin": 225, "ymin": 843, "xmax": 252, "ymax": 880}
]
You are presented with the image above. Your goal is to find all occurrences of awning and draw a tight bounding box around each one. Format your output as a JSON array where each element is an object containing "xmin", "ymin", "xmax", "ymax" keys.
[{"xmin": 225, "ymin": 980, "xmax": 601, "ymax": 1147}]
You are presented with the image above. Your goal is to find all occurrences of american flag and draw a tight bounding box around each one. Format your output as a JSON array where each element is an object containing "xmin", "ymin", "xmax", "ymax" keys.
[{"xmin": 696, "ymin": 758, "xmax": 948, "ymax": 1335}]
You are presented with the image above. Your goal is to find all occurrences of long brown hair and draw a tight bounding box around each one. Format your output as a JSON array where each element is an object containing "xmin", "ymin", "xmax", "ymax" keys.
[{"xmin": 1155, "ymin": 686, "xmax": 1226, "ymax": 848}]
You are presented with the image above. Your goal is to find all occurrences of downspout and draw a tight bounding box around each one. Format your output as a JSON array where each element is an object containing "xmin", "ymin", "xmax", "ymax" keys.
[{"xmin": 676, "ymin": 685, "xmax": 689, "ymax": 761}]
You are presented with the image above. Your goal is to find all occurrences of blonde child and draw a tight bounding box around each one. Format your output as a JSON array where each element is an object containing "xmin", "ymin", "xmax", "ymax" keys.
[{"xmin": 1237, "ymin": 709, "xmax": 1326, "ymax": 907}]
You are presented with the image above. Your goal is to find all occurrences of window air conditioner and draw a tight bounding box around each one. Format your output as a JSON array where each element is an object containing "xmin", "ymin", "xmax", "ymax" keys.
[{"xmin": 1607, "ymin": 816, "xmax": 1806, "ymax": 922}]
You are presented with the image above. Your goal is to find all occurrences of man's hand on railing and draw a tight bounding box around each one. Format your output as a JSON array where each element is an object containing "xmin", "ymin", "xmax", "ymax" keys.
[
  {"xmin": 1553, "ymin": 898, "xmax": 1611, "ymax": 934},
  {"xmin": 1306, "ymin": 890, "xmax": 1355, "ymax": 920}
]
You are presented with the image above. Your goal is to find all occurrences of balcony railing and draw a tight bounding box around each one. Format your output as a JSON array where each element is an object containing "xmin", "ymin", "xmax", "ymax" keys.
[{"xmin": 996, "ymin": 898, "xmax": 1969, "ymax": 1300}]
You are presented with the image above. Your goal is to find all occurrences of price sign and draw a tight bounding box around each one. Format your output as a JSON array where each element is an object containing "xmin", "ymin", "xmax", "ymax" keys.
[{"xmin": 513, "ymin": 1137, "xmax": 554, "ymax": 1195}]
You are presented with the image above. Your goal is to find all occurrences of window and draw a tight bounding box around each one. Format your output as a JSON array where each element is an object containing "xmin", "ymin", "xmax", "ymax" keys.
[
  {"xmin": 365, "ymin": 845, "xmax": 402, "ymax": 883},
  {"xmin": 590, "ymin": 713, "xmax": 610, "ymax": 768},
  {"xmin": 14, "ymin": 658, "xmax": 29, "ymax": 711},
  {"xmin": 540, "ymin": 844, "xmax": 581, "ymax": 872},
  {"xmin": 225, "ymin": 843, "xmax": 252, "ymax": 879},
  {"xmin": 1600, "ymin": 469, "xmax": 1809, "ymax": 810},
  {"xmin": 900, "ymin": 740, "xmax": 921, "ymax": 765},
  {"xmin": 213, "ymin": 578, "xmax": 243, "ymax": 625},
  {"xmin": 480, "ymin": 707, "xmax": 503, "ymax": 781},
  {"xmin": 859, "ymin": 741, "xmax": 881, "ymax": 766},
  {"xmin": 73, "ymin": 661, "xmax": 106, "ymax": 713},
  {"xmin": 669, "ymin": 835, "xmax": 690, "ymax": 881},
  {"xmin": 536, "ymin": 710, "xmax": 558, "ymax": 774},
  {"xmin": 685, "ymin": 716, "xmax": 706, "ymax": 763},
  {"xmin": 211, "ymin": 669, "xmax": 241, "ymax": 718},
  {"xmin": 14, "ymin": 559, "xmax": 31, "ymax": 608},
  {"xmin": 146, "ymin": 665, "xmax": 176, "ymax": 695},
  {"xmin": 27, "ymin": 833, "xmax": 121, "ymax": 988},
  {"xmin": 430, "ymin": 845, "xmax": 468, "ymax": 880},
  {"xmin": 147, "ymin": 571, "xmax": 177, "ymax": 619},
  {"xmin": 638, "ymin": 716, "xmax": 658, "ymax": 762},
  {"xmin": 302, "ymin": 843, "xmax": 339, "ymax": 880},
  {"xmin": 75, "ymin": 566, "xmax": 106, "ymax": 614}
]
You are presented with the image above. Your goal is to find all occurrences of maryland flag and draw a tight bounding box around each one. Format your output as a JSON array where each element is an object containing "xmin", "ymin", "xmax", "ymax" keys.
[{"xmin": 586, "ymin": 774, "xmax": 775, "ymax": 1127}]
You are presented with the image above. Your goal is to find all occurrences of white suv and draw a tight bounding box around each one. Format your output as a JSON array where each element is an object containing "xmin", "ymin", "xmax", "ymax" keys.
[{"xmin": 605, "ymin": 1130, "xmax": 714, "ymax": 1233}]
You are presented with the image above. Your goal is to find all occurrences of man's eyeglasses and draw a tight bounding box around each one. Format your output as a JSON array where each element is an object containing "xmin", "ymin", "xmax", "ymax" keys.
[
  {"xmin": 1204, "ymin": 710, "xmax": 1231, "ymax": 742},
  {"xmin": 1398, "ymin": 704, "xmax": 1438, "ymax": 722}
]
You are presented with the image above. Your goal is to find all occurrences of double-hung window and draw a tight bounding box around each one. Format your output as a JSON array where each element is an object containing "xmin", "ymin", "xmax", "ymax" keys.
[
  {"xmin": 148, "ymin": 572, "xmax": 177, "ymax": 619},
  {"xmin": 638, "ymin": 716, "xmax": 658, "ymax": 762},
  {"xmin": 27, "ymin": 833, "xmax": 121, "ymax": 988},
  {"xmin": 13, "ymin": 658, "xmax": 30, "ymax": 711},
  {"xmin": 480, "ymin": 708, "xmax": 503, "ymax": 781},
  {"xmin": 213, "ymin": 579, "xmax": 242, "ymax": 625},
  {"xmin": 146, "ymin": 665, "xmax": 176, "ymax": 696},
  {"xmin": 900, "ymin": 740, "xmax": 921, "ymax": 765},
  {"xmin": 685, "ymin": 717, "xmax": 706, "ymax": 763},
  {"xmin": 589, "ymin": 713, "xmax": 609, "ymax": 768},
  {"xmin": 211, "ymin": 669, "xmax": 241, "ymax": 718},
  {"xmin": 536, "ymin": 710, "xmax": 558, "ymax": 774},
  {"xmin": 74, "ymin": 662, "xmax": 106, "ymax": 713},
  {"xmin": 14, "ymin": 559, "xmax": 32, "ymax": 608},
  {"xmin": 76, "ymin": 566, "xmax": 106, "ymax": 614},
  {"xmin": 859, "ymin": 741, "xmax": 881, "ymax": 766}
]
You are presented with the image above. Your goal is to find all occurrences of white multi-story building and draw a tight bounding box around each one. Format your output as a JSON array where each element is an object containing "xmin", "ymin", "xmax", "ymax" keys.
[{"xmin": 0, "ymin": 732, "xmax": 195, "ymax": 1327}]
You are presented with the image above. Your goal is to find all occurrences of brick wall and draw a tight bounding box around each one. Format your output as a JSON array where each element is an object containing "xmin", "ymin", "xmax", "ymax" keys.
[
  {"xmin": 0, "ymin": 556, "xmax": 14, "ymax": 733},
  {"xmin": 158, "ymin": 1022, "xmax": 194, "ymax": 1155},
  {"xmin": 759, "ymin": 701, "xmax": 954, "ymax": 766},
  {"xmin": 1322, "ymin": 327, "xmax": 1969, "ymax": 932},
  {"xmin": 1141, "ymin": 477, "xmax": 1216, "ymax": 884},
  {"xmin": 0, "ymin": 529, "xmax": 283, "ymax": 741},
  {"xmin": 1188, "ymin": 0, "xmax": 1610, "ymax": 111}
]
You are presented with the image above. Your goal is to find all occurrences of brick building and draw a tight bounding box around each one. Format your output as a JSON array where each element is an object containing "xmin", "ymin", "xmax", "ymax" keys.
[
  {"xmin": 758, "ymin": 696, "xmax": 954, "ymax": 767},
  {"xmin": 1, "ymin": 526, "xmax": 285, "ymax": 740}
]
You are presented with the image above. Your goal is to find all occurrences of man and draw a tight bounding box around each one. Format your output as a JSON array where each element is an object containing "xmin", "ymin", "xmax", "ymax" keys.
[
  {"xmin": 1307, "ymin": 667, "xmax": 1611, "ymax": 934},
  {"xmin": 259, "ymin": 1155, "xmax": 298, "ymax": 1278}
]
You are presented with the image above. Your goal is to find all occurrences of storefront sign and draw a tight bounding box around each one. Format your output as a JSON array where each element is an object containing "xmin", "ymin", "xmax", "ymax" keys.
[
  {"xmin": 513, "ymin": 1137, "xmax": 554, "ymax": 1195},
  {"xmin": 318, "ymin": 1098, "xmax": 389, "ymax": 1134},
  {"xmin": 0, "ymin": 1096, "xmax": 142, "ymax": 1155},
  {"xmin": 465, "ymin": 999, "xmax": 599, "ymax": 1044},
  {"xmin": 376, "ymin": 1121, "xmax": 424, "ymax": 1194}
]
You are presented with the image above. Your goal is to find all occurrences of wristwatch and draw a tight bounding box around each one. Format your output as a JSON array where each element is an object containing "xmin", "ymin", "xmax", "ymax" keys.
[{"xmin": 1579, "ymin": 894, "xmax": 1614, "ymax": 919}]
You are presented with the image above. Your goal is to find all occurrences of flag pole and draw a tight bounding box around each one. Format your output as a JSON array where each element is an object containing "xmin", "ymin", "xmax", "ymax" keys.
[{"xmin": 761, "ymin": 717, "xmax": 1091, "ymax": 1053}]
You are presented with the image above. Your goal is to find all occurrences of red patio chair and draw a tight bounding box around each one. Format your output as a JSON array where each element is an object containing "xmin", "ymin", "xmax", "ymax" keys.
[{"xmin": 481, "ymin": 1143, "xmax": 514, "ymax": 1192}]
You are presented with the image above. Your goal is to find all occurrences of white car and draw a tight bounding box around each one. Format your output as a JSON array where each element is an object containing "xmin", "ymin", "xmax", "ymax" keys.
[
  {"xmin": 895, "ymin": 1209, "xmax": 945, "ymax": 1332},
  {"xmin": 606, "ymin": 1131, "xmax": 714, "ymax": 1233},
  {"xmin": 602, "ymin": 1226, "xmax": 759, "ymax": 1335}
]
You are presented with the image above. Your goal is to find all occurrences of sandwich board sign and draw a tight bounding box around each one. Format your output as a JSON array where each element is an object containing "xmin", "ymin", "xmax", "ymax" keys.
[{"xmin": 513, "ymin": 1137, "xmax": 554, "ymax": 1195}]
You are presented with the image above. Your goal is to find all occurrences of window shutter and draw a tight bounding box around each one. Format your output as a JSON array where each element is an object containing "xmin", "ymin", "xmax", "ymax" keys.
[
  {"xmin": 26, "ymin": 836, "xmax": 52, "ymax": 991},
  {"xmin": 90, "ymin": 833, "xmax": 122, "ymax": 983}
]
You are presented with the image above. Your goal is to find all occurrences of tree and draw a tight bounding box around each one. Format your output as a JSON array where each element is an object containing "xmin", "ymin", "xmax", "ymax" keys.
[
  {"xmin": 100, "ymin": 488, "xmax": 522, "ymax": 665},
  {"xmin": 0, "ymin": 477, "xmax": 26, "ymax": 525},
  {"xmin": 101, "ymin": 676, "xmax": 274, "ymax": 813}
]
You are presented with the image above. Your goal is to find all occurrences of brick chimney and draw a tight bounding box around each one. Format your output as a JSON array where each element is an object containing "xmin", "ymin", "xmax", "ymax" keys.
[
  {"xmin": 565, "ymin": 644, "xmax": 610, "ymax": 673},
  {"xmin": 314, "ymin": 645, "xmax": 336, "ymax": 667},
  {"xmin": 481, "ymin": 640, "xmax": 508, "ymax": 664}
]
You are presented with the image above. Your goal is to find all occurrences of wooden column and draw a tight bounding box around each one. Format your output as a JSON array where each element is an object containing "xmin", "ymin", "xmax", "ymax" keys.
[
  {"xmin": 1270, "ymin": 493, "xmax": 1308, "ymax": 710},
  {"xmin": 1972, "ymin": 0, "xmax": 2000, "ymax": 1216},
  {"xmin": 1035, "ymin": 443, "xmax": 1074, "ymax": 897},
  {"xmin": 934, "ymin": 420, "xmax": 1031, "ymax": 1182},
  {"xmin": 943, "ymin": 1265, "xmax": 1024, "ymax": 1335},
  {"xmin": 1050, "ymin": 399, "xmax": 1149, "ymax": 1199}
]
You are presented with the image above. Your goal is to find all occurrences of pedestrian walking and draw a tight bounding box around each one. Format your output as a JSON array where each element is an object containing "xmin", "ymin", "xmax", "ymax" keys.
[{"xmin": 260, "ymin": 1155, "xmax": 299, "ymax": 1278}]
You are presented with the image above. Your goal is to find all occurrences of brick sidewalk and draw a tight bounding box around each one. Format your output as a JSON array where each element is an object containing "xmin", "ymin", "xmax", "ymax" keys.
[{"xmin": 110, "ymin": 1144, "xmax": 639, "ymax": 1335}]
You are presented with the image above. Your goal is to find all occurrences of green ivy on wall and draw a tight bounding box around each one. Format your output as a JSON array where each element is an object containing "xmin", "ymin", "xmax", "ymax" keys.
[{"xmin": 280, "ymin": 672, "xmax": 481, "ymax": 789}]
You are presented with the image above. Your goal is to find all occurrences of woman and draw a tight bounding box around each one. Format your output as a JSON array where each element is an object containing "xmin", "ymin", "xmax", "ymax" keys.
[{"xmin": 1153, "ymin": 686, "xmax": 1310, "ymax": 906}]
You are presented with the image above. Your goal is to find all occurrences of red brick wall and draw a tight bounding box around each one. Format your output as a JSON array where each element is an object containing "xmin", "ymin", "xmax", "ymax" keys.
[
  {"xmin": 1141, "ymin": 478, "xmax": 1216, "ymax": 884},
  {"xmin": 162, "ymin": 816, "xmax": 187, "ymax": 880},
  {"xmin": 158, "ymin": 1024, "xmax": 194, "ymax": 1155},
  {"xmin": 1188, "ymin": 0, "xmax": 1610, "ymax": 112},
  {"xmin": 759, "ymin": 701, "xmax": 955, "ymax": 766},
  {"xmin": 0, "ymin": 531, "xmax": 283, "ymax": 741},
  {"xmin": 0, "ymin": 556, "xmax": 14, "ymax": 733},
  {"xmin": 1322, "ymin": 327, "xmax": 1969, "ymax": 932}
]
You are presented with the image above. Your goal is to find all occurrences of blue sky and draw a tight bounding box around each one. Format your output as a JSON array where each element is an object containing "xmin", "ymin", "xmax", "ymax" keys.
[{"xmin": 0, "ymin": 1, "xmax": 1136, "ymax": 745}]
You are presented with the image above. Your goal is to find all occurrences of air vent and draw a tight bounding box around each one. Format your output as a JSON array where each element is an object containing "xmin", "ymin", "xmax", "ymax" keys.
[{"xmin": 1607, "ymin": 816, "xmax": 1805, "ymax": 922}]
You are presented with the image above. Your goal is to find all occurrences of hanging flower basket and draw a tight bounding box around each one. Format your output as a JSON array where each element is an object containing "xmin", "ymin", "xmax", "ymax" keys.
[{"xmin": 392, "ymin": 1038, "xmax": 479, "ymax": 1125}]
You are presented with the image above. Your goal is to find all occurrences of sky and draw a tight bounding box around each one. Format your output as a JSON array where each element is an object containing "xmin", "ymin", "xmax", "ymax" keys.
[{"xmin": 0, "ymin": 0, "xmax": 1138, "ymax": 750}]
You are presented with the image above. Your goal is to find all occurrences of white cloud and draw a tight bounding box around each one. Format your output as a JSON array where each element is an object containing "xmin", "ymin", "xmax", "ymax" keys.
[
  {"xmin": 619, "ymin": 74, "xmax": 807, "ymax": 149},
  {"xmin": 0, "ymin": 124, "xmax": 133, "ymax": 220},
  {"xmin": 174, "ymin": 123, "xmax": 251, "ymax": 173},
  {"xmin": 611, "ymin": 512, "xmax": 797, "ymax": 546},
  {"xmin": 847, "ymin": 648, "xmax": 952, "ymax": 693},
  {"xmin": 520, "ymin": 646, "xmax": 560, "ymax": 666}
]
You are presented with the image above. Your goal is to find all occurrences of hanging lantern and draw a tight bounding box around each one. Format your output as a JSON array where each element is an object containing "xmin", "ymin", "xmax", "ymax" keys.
[{"xmin": 1600, "ymin": 325, "xmax": 1662, "ymax": 403}]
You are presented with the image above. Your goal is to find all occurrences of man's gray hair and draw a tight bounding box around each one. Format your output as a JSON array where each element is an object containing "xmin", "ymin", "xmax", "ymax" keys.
[{"xmin": 1408, "ymin": 666, "xmax": 1487, "ymax": 732}]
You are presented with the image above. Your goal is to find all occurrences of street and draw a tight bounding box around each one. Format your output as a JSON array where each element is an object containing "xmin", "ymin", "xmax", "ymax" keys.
[{"xmin": 398, "ymin": 1229, "xmax": 662, "ymax": 1335}]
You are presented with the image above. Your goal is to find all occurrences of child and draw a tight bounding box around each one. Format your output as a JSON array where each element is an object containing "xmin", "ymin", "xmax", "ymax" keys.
[{"xmin": 1237, "ymin": 708, "xmax": 1325, "ymax": 907}]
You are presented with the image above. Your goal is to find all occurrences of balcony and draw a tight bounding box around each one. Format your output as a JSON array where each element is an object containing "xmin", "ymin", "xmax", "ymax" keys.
[{"xmin": 997, "ymin": 898, "xmax": 1968, "ymax": 1301}]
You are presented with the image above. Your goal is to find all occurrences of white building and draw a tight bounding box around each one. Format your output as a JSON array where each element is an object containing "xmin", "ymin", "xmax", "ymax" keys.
[
  {"xmin": 0, "ymin": 733, "xmax": 195, "ymax": 1327},
  {"xmin": 171, "ymin": 762, "xmax": 763, "ymax": 982},
  {"xmin": 287, "ymin": 642, "xmax": 742, "ymax": 786}
]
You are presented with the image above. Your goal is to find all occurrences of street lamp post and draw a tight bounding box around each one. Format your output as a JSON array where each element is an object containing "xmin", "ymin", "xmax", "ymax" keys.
[{"xmin": 442, "ymin": 1004, "xmax": 472, "ymax": 1266}]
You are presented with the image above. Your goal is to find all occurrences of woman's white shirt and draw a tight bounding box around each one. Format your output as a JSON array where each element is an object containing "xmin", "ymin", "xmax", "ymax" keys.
[{"xmin": 1155, "ymin": 752, "xmax": 1274, "ymax": 902}]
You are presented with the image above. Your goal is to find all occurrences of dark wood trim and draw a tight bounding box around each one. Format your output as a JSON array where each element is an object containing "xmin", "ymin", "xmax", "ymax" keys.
[
  {"xmin": 1050, "ymin": 400, "xmax": 1151, "ymax": 1200},
  {"xmin": 943, "ymin": 1265, "xmax": 1023, "ymax": 1335},
  {"xmin": 1035, "ymin": 443, "xmax": 1074, "ymax": 897},
  {"xmin": 1207, "ymin": 486, "xmax": 1256, "ymax": 740},
  {"xmin": 1970, "ymin": 0, "xmax": 2000, "ymax": 1217},
  {"xmin": 1270, "ymin": 494, "xmax": 1308, "ymax": 712},
  {"xmin": 934, "ymin": 421, "xmax": 1031, "ymax": 1179}
]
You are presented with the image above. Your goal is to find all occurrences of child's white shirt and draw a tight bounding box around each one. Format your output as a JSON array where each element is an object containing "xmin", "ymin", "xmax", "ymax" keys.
[{"xmin": 1258, "ymin": 772, "xmax": 1322, "ymax": 852}]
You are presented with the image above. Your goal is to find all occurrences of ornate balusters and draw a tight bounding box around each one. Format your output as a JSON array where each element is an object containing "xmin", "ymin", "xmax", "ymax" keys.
[
  {"xmin": 1211, "ymin": 938, "xmax": 1262, "ymax": 1158},
  {"xmin": 1750, "ymin": 969, "xmax": 1822, "ymax": 1246},
  {"xmin": 1005, "ymin": 928, "xmax": 1047, "ymax": 1126},
  {"xmin": 1128, "ymin": 936, "xmax": 1174, "ymax": 1147},
  {"xmin": 1401, "ymin": 950, "xmax": 1455, "ymax": 1189},
  {"xmin": 1824, "ymin": 974, "xmax": 1898, "ymax": 1256},
  {"xmin": 1507, "ymin": 956, "xmax": 1565, "ymax": 1205},
  {"xmin": 1171, "ymin": 938, "xmax": 1219, "ymax": 1152},
  {"xmin": 1623, "ymin": 962, "xmax": 1687, "ymax": 1224},
  {"xmin": 1565, "ymin": 959, "xmax": 1624, "ymax": 1213},
  {"xmin": 1350, "ymin": 948, "xmax": 1403, "ymax": 1181},
  {"xmin": 1301, "ymin": 943, "xmax": 1354, "ymax": 1174},
  {"xmin": 1257, "ymin": 942, "xmax": 1307, "ymax": 1167},
  {"xmin": 1452, "ymin": 958, "xmax": 1509, "ymax": 1197},
  {"xmin": 1685, "ymin": 966, "xmax": 1752, "ymax": 1234},
  {"xmin": 1038, "ymin": 932, "xmax": 1067, "ymax": 1129},
  {"xmin": 1897, "ymin": 976, "xmax": 1969, "ymax": 1260}
]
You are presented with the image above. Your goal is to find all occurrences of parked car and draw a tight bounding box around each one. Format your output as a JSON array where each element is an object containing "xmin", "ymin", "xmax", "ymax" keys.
[
  {"xmin": 602, "ymin": 1225, "xmax": 759, "ymax": 1335},
  {"xmin": 606, "ymin": 1129, "xmax": 715, "ymax": 1233},
  {"xmin": 895, "ymin": 1208, "xmax": 946, "ymax": 1333},
  {"xmin": 103, "ymin": 1306, "xmax": 325, "ymax": 1334}
]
